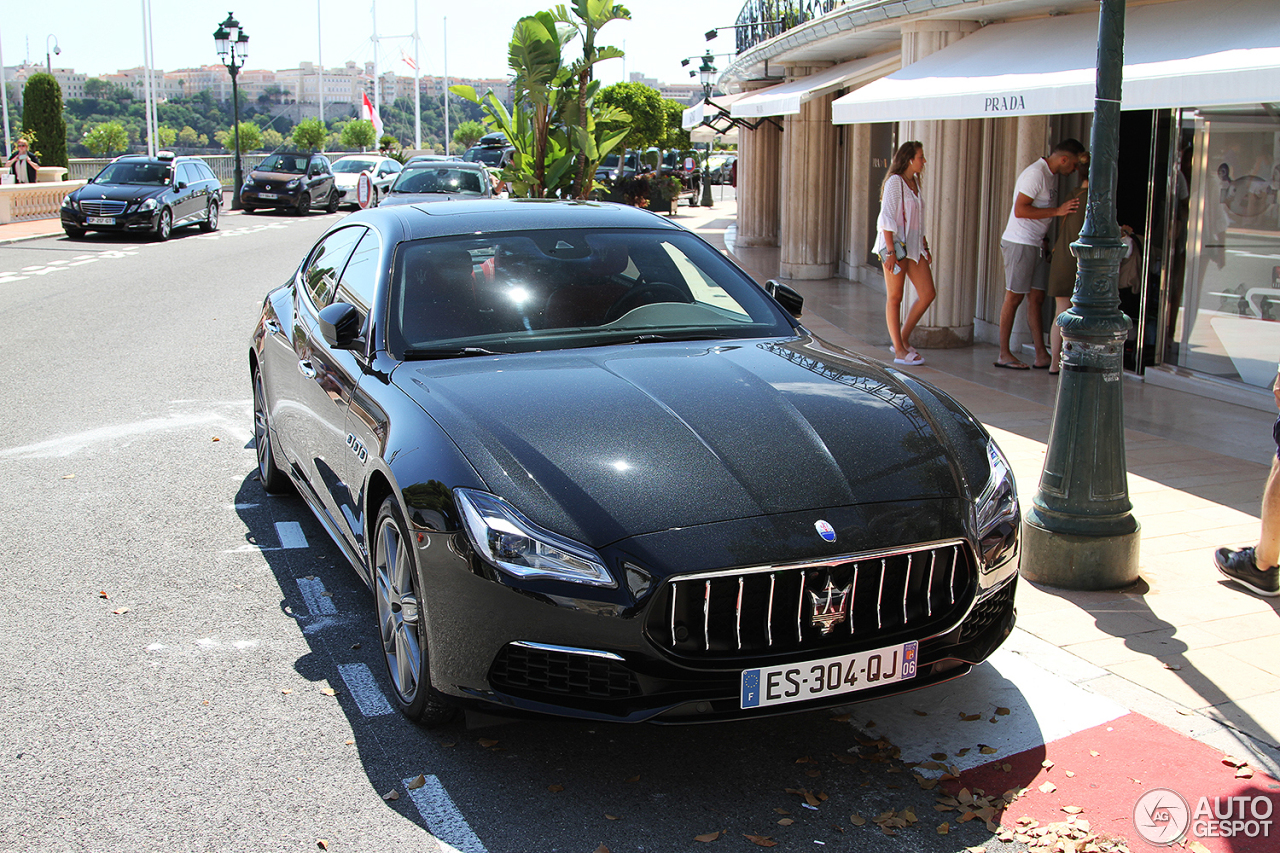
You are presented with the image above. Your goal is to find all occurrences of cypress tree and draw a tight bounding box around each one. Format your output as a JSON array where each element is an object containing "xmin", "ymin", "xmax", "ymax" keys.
[{"xmin": 22, "ymin": 73, "xmax": 67, "ymax": 168}]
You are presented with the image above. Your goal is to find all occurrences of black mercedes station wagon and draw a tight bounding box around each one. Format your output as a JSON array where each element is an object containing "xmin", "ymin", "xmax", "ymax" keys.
[
  {"xmin": 61, "ymin": 152, "xmax": 221, "ymax": 240},
  {"xmin": 250, "ymin": 199, "xmax": 1020, "ymax": 726}
]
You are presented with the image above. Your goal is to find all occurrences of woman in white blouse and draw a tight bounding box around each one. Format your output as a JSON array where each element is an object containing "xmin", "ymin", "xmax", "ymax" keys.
[{"xmin": 875, "ymin": 141, "xmax": 934, "ymax": 366}]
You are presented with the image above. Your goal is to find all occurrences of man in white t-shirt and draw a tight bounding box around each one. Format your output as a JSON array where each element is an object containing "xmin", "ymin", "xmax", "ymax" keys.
[{"xmin": 995, "ymin": 139, "xmax": 1086, "ymax": 370}]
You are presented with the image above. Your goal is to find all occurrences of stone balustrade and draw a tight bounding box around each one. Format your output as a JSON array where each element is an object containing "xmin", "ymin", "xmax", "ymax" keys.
[{"xmin": 0, "ymin": 180, "xmax": 86, "ymax": 224}]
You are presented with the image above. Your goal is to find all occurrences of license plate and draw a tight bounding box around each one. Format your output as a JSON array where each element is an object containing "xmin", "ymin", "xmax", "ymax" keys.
[
  {"xmin": 258, "ymin": 193, "xmax": 278, "ymax": 200},
  {"xmin": 741, "ymin": 641, "xmax": 918, "ymax": 709},
  {"xmin": 87, "ymin": 216, "xmax": 115, "ymax": 225}
]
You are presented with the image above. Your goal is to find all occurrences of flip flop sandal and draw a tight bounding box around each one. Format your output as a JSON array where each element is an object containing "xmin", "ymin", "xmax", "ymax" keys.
[
  {"xmin": 888, "ymin": 345, "xmax": 919, "ymax": 356},
  {"xmin": 993, "ymin": 360, "xmax": 1030, "ymax": 370},
  {"xmin": 894, "ymin": 352, "xmax": 925, "ymax": 366}
]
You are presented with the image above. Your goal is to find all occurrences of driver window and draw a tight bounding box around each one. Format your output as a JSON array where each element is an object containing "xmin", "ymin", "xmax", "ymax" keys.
[{"xmin": 302, "ymin": 227, "xmax": 365, "ymax": 310}]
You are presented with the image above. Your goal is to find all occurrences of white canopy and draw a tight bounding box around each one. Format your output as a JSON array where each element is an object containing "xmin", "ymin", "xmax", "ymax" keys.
[
  {"xmin": 731, "ymin": 53, "xmax": 899, "ymax": 118},
  {"xmin": 832, "ymin": 0, "xmax": 1280, "ymax": 124},
  {"xmin": 682, "ymin": 92, "xmax": 748, "ymax": 131}
]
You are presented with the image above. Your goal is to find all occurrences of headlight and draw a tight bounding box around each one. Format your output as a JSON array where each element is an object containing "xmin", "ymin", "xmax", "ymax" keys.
[
  {"xmin": 242, "ymin": 176, "xmax": 255, "ymax": 187},
  {"xmin": 61, "ymin": 195, "xmax": 75, "ymax": 209},
  {"xmin": 139, "ymin": 198, "xmax": 158, "ymax": 211},
  {"xmin": 455, "ymin": 489, "xmax": 614, "ymax": 587},
  {"xmin": 286, "ymin": 178, "xmax": 301, "ymax": 189},
  {"xmin": 975, "ymin": 440, "xmax": 1019, "ymax": 563}
]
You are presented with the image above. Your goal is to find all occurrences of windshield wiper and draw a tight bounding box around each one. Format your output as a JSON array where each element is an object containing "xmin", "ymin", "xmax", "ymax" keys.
[
  {"xmin": 618, "ymin": 331, "xmax": 734, "ymax": 345},
  {"xmin": 403, "ymin": 346, "xmax": 506, "ymax": 359}
]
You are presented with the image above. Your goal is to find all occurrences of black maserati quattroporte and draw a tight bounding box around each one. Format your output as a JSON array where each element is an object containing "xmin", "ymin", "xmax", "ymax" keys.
[{"xmin": 249, "ymin": 199, "xmax": 1020, "ymax": 725}]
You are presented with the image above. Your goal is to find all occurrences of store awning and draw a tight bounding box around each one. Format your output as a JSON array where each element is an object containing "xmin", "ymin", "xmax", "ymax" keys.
[
  {"xmin": 731, "ymin": 53, "xmax": 899, "ymax": 118},
  {"xmin": 832, "ymin": 0, "xmax": 1280, "ymax": 124},
  {"xmin": 682, "ymin": 92, "xmax": 748, "ymax": 131}
]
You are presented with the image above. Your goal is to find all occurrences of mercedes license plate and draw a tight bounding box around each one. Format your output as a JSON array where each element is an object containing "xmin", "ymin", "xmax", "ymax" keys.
[
  {"xmin": 741, "ymin": 641, "xmax": 918, "ymax": 709},
  {"xmin": 86, "ymin": 216, "xmax": 115, "ymax": 225},
  {"xmin": 258, "ymin": 193, "xmax": 278, "ymax": 200}
]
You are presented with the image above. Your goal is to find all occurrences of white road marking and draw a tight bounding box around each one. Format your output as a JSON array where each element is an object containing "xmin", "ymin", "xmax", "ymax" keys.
[
  {"xmin": 336, "ymin": 663, "xmax": 395, "ymax": 717},
  {"xmin": 405, "ymin": 775, "xmax": 489, "ymax": 853},
  {"xmin": 275, "ymin": 521, "xmax": 308, "ymax": 549},
  {"xmin": 0, "ymin": 404, "xmax": 251, "ymax": 459},
  {"xmin": 297, "ymin": 576, "xmax": 337, "ymax": 615},
  {"xmin": 837, "ymin": 630, "xmax": 1127, "ymax": 775}
]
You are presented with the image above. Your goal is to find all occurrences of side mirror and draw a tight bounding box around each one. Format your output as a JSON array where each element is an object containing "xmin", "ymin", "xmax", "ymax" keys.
[
  {"xmin": 765, "ymin": 279, "xmax": 804, "ymax": 319},
  {"xmin": 175, "ymin": 180, "xmax": 187, "ymax": 190},
  {"xmin": 318, "ymin": 302, "xmax": 362, "ymax": 349}
]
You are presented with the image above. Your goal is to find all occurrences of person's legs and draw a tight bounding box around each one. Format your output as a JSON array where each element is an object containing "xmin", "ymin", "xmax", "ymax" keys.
[
  {"xmin": 1027, "ymin": 287, "xmax": 1050, "ymax": 367},
  {"xmin": 884, "ymin": 262, "xmax": 909, "ymax": 358},
  {"xmin": 1214, "ymin": 417, "xmax": 1280, "ymax": 596},
  {"xmin": 998, "ymin": 240, "xmax": 1034, "ymax": 367},
  {"xmin": 900, "ymin": 257, "xmax": 936, "ymax": 350},
  {"xmin": 997, "ymin": 290, "xmax": 1027, "ymax": 364},
  {"xmin": 1050, "ymin": 296, "xmax": 1072, "ymax": 372}
]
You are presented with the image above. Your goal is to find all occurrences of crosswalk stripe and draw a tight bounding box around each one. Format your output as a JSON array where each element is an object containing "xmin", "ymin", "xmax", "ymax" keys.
[
  {"xmin": 275, "ymin": 521, "xmax": 308, "ymax": 549},
  {"xmin": 405, "ymin": 775, "xmax": 488, "ymax": 853},
  {"xmin": 296, "ymin": 577, "xmax": 338, "ymax": 616},
  {"xmin": 336, "ymin": 663, "xmax": 395, "ymax": 717}
]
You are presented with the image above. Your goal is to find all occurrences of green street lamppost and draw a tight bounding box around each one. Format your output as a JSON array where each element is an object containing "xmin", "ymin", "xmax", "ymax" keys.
[
  {"xmin": 697, "ymin": 51, "xmax": 716, "ymax": 209},
  {"xmin": 214, "ymin": 13, "xmax": 250, "ymax": 211},
  {"xmin": 1021, "ymin": 0, "xmax": 1140, "ymax": 590}
]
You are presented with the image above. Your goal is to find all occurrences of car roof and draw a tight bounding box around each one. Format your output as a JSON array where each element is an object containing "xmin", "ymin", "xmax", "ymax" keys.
[
  {"xmin": 402, "ymin": 160, "xmax": 487, "ymax": 170},
  {"xmin": 335, "ymin": 154, "xmax": 383, "ymax": 162},
  {"xmin": 338, "ymin": 198, "xmax": 684, "ymax": 242}
]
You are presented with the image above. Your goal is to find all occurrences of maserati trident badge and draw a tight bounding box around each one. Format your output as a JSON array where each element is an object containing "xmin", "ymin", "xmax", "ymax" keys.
[
  {"xmin": 815, "ymin": 520, "xmax": 836, "ymax": 542},
  {"xmin": 808, "ymin": 577, "xmax": 852, "ymax": 634}
]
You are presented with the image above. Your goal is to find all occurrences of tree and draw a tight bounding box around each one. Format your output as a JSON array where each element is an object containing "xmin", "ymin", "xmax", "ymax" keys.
[
  {"xmin": 84, "ymin": 121, "xmax": 129, "ymax": 156},
  {"xmin": 339, "ymin": 119, "xmax": 376, "ymax": 151},
  {"xmin": 216, "ymin": 121, "xmax": 263, "ymax": 153},
  {"xmin": 178, "ymin": 125, "xmax": 207, "ymax": 147},
  {"xmin": 597, "ymin": 81, "xmax": 665, "ymax": 180},
  {"xmin": 558, "ymin": 0, "xmax": 631, "ymax": 197},
  {"xmin": 378, "ymin": 134, "xmax": 398, "ymax": 153},
  {"xmin": 155, "ymin": 125, "xmax": 177, "ymax": 148},
  {"xmin": 452, "ymin": 120, "xmax": 485, "ymax": 151},
  {"xmin": 293, "ymin": 117, "xmax": 328, "ymax": 151},
  {"xmin": 261, "ymin": 128, "xmax": 285, "ymax": 151},
  {"xmin": 661, "ymin": 99, "xmax": 690, "ymax": 152},
  {"xmin": 22, "ymin": 72, "xmax": 67, "ymax": 168}
]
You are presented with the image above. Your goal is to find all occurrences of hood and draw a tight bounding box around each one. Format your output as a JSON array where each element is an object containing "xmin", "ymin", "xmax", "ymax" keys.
[
  {"xmin": 380, "ymin": 192, "xmax": 484, "ymax": 207},
  {"xmin": 395, "ymin": 338, "xmax": 962, "ymax": 547},
  {"xmin": 250, "ymin": 170, "xmax": 304, "ymax": 184},
  {"xmin": 73, "ymin": 183, "xmax": 165, "ymax": 202}
]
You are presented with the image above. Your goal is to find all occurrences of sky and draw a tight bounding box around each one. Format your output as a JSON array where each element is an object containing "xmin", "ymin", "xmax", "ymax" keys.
[{"xmin": 2, "ymin": 0, "xmax": 743, "ymax": 87}]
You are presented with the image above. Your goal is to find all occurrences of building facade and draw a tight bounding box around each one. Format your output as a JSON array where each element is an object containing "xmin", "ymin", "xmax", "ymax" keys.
[{"xmin": 719, "ymin": 0, "xmax": 1280, "ymax": 408}]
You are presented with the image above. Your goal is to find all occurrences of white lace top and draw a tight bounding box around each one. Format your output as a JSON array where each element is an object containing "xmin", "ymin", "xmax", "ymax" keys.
[{"xmin": 874, "ymin": 174, "xmax": 927, "ymax": 262}]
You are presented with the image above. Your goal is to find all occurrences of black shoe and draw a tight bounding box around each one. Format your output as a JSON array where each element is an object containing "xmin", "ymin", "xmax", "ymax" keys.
[{"xmin": 1214, "ymin": 547, "xmax": 1280, "ymax": 597}]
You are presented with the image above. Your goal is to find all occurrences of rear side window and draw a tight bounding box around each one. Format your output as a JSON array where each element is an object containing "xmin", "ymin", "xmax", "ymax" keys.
[{"xmin": 335, "ymin": 231, "xmax": 380, "ymax": 326}]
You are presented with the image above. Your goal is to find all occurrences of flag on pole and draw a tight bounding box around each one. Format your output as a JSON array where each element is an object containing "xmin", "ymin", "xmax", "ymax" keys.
[
  {"xmin": 401, "ymin": 49, "xmax": 417, "ymax": 72},
  {"xmin": 360, "ymin": 91, "xmax": 384, "ymax": 138}
]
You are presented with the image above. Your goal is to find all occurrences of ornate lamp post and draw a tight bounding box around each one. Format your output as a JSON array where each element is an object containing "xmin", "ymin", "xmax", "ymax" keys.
[
  {"xmin": 698, "ymin": 51, "xmax": 716, "ymax": 209},
  {"xmin": 1021, "ymin": 0, "xmax": 1140, "ymax": 590},
  {"xmin": 214, "ymin": 13, "xmax": 250, "ymax": 211}
]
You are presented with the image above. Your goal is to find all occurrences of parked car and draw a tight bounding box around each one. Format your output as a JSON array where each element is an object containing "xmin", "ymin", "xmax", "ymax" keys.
[
  {"xmin": 708, "ymin": 155, "xmax": 738, "ymax": 185},
  {"xmin": 404, "ymin": 154, "xmax": 462, "ymax": 166},
  {"xmin": 249, "ymin": 199, "xmax": 1020, "ymax": 726},
  {"xmin": 60, "ymin": 151, "xmax": 221, "ymax": 240},
  {"xmin": 594, "ymin": 150, "xmax": 641, "ymax": 184},
  {"xmin": 462, "ymin": 132, "xmax": 515, "ymax": 170},
  {"xmin": 330, "ymin": 154, "xmax": 402, "ymax": 208},
  {"xmin": 378, "ymin": 161, "xmax": 494, "ymax": 206},
  {"xmin": 240, "ymin": 151, "xmax": 339, "ymax": 215}
]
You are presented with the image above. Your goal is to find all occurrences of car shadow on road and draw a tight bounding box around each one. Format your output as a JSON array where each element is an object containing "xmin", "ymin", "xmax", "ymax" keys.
[{"xmin": 233, "ymin": 470, "xmax": 1045, "ymax": 853}]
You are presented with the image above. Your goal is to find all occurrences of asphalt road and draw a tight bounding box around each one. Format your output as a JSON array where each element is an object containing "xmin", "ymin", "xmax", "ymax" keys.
[{"xmin": 0, "ymin": 209, "xmax": 1035, "ymax": 853}]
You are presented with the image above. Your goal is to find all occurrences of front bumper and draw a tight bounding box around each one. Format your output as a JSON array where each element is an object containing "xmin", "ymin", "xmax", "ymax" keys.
[
  {"xmin": 240, "ymin": 186, "xmax": 303, "ymax": 209},
  {"xmin": 416, "ymin": 500, "xmax": 1019, "ymax": 723},
  {"xmin": 61, "ymin": 208, "xmax": 160, "ymax": 233}
]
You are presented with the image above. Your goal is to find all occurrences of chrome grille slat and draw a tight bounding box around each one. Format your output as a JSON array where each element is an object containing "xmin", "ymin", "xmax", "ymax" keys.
[
  {"xmin": 650, "ymin": 539, "xmax": 976, "ymax": 659},
  {"xmin": 79, "ymin": 200, "xmax": 128, "ymax": 216}
]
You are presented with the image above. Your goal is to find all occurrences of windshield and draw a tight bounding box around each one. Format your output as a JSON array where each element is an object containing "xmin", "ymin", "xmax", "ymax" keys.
[
  {"xmin": 256, "ymin": 154, "xmax": 307, "ymax": 174},
  {"xmin": 387, "ymin": 228, "xmax": 795, "ymax": 359},
  {"xmin": 94, "ymin": 161, "xmax": 172, "ymax": 186},
  {"xmin": 464, "ymin": 147, "xmax": 506, "ymax": 167},
  {"xmin": 391, "ymin": 167, "xmax": 486, "ymax": 195},
  {"xmin": 332, "ymin": 159, "xmax": 378, "ymax": 174}
]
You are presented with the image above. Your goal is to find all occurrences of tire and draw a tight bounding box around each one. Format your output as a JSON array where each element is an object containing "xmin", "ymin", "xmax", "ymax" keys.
[
  {"xmin": 154, "ymin": 208, "xmax": 172, "ymax": 241},
  {"xmin": 373, "ymin": 496, "xmax": 457, "ymax": 726},
  {"xmin": 325, "ymin": 188, "xmax": 340, "ymax": 214},
  {"xmin": 200, "ymin": 200, "xmax": 219, "ymax": 232},
  {"xmin": 295, "ymin": 192, "xmax": 311, "ymax": 216},
  {"xmin": 252, "ymin": 368, "xmax": 289, "ymax": 495},
  {"xmin": 63, "ymin": 226, "xmax": 85, "ymax": 239}
]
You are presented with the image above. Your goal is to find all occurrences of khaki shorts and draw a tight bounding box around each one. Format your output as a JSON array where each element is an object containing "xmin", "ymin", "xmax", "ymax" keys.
[{"xmin": 1001, "ymin": 239, "xmax": 1047, "ymax": 294}]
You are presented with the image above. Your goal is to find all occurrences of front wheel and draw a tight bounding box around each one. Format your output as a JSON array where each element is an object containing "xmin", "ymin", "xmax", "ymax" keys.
[
  {"xmin": 325, "ymin": 188, "xmax": 340, "ymax": 214},
  {"xmin": 373, "ymin": 496, "xmax": 457, "ymax": 726},
  {"xmin": 295, "ymin": 192, "xmax": 311, "ymax": 216},
  {"xmin": 252, "ymin": 368, "xmax": 289, "ymax": 494},
  {"xmin": 154, "ymin": 208, "xmax": 172, "ymax": 241}
]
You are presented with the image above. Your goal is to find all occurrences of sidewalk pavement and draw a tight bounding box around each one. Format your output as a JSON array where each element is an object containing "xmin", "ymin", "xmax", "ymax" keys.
[
  {"xmin": 665, "ymin": 193, "xmax": 1280, "ymax": 775},
  {"xmin": 0, "ymin": 215, "xmax": 65, "ymax": 244}
]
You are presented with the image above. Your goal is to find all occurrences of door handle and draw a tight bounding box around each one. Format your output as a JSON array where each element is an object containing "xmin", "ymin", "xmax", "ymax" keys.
[
  {"xmin": 298, "ymin": 359, "xmax": 316, "ymax": 379},
  {"xmin": 264, "ymin": 319, "xmax": 281, "ymax": 336}
]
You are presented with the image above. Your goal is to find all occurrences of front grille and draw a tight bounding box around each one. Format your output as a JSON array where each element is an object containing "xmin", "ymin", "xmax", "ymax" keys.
[
  {"xmin": 79, "ymin": 200, "xmax": 128, "ymax": 216},
  {"xmin": 646, "ymin": 541, "xmax": 976, "ymax": 661},
  {"xmin": 958, "ymin": 578, "xmax": 1017, "ymax": 642},
  {"xmin": 489, "ymin": 644, "xmax": 641, "ymax": 699}
]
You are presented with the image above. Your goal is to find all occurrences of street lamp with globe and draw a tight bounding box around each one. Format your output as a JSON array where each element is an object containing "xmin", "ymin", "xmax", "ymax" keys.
[
  {"xmin": 697, "ymin": 52, "xmax": 716, "ymax": 208},
  {"xmin": 214, "ymin": 13, "xmax": 250, "ymax": 210}
]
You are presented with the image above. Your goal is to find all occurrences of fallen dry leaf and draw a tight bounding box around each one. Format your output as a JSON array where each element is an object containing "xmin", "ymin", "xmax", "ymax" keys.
[
  {"xmin": 795, "ymin": 756, "xmax": 815, "ymax": 764},
  {"xmin": 931, "ymin": 752, "xmax": 948, "ymax": 761},
  {"xmin": 1042, "ymin": 759, "xmax": 1055, "ymax": 770},
  {"xmin": 1062, "ymin": 806, "xmax": 1084, "ymax": 814},
  {"xmin": 914, "ymin": 710, "xmax": 928, "ymax": 716},
  {"xmin": 212, "ymin": 437, "xmax": 221, "ymax": 442},
  {"xmin": 850, "ymin": 814, "xmax": 866, "ymax": 826},
  {"xmin": 63, "ymin": 474, "xmax": 76, "ymax": 480},
  {"xmin": 1065, "ymin": 770, "xmax": 1075, "ymax": 778},
  {"xmin": 743, "ymin": 834, "xmax": 777, "ymax": 847},
  {"xmin": 478, "ymin": 738, "xmax": 499, "ymax": 748},
  {"xmin": 937, "ymin": 823, "xmax": 950, "ymax": 835},
  {"xmin": 996, "ymin": 707, "xmax": 1010, "ymax": 716},
  {"xmin": 693, "ymin": 831, "xmax": 720, "ymax": 842},
  {"xmin": 547, "ymin": 784, "xmax": 564, "ymax": 793},
  {"xmin": 320, "ymin": 687, "xmax": 337, "ymax": 696},
  {"xmin": 382, "ymin": 788, "xmax": 399, "ymax": 801},
  {"xmin": 981, "ymin": 746, "xmax": 998, "ymax": 755},
  {"xmin": 1222, "ymin": 755, "xmax": 1247, "ymax": 768},
  {"xmin": 1236, "ymin": 766, "xmax": 1255, "ymax": 779},
  {"xmin": 281, "ymin": 689, "xmax": 293, "ymax": 695},
  {"xmin": 1164, "ymin": 663, "xmax": 1182, "ymax": 670},
  {"xmin": 605, "ymin": 814, "xmax": 619, "ymax": 821},
  {"xmin": 774, "ymin": 808, "xmax": 790, "ymax": 815},
  {"xmin": 1038, "ymin": 781, "xmax": 1058, "ymax": 794},
  {"xmin": 317, "ymin": 841, "xmax": 329, "ymax": 851},
  {"xmin": 1186, "ymin": 842, "xmax": 1212, "ymax": 853},
  {"xmin": 625, "ymin": 774, "xmax": 640, "ymax": 783},
  {"xmin": 98, "ymin": 591, "xmax": 109, "ymax": 599},
  {"xmin": 961, "ymin": 713, "xmax": 982, "ymax": 721},
  {"xmin": 594, "ymin": 846, "xmax": 610, "ymax": 853},
  {"xmin": 1089, "ymin": 750, "xmax": 1100, "ymax": 757},
  {"xmin": 112, "ymin": 607, "xmax": 129, "ymax": 615},
  {"xmin": 830, "ymin": 713, "xmax": 850, "ymax": 722},
  {"xmin": 407, "ymin": 775, "xmax": 426, "ymax": 790},
  {"xmin": 777, "ymin": 818, "xmax": 794, "ymax": 826}
]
